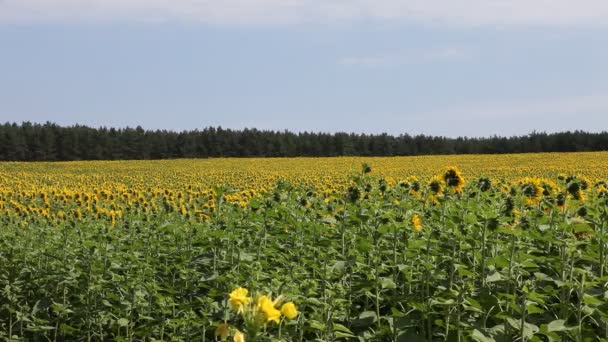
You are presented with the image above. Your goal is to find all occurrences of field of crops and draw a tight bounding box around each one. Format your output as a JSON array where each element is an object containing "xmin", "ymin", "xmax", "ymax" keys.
[{"xmin": 2, "ymin": 152, "xmax": 608, "ymax": 341}]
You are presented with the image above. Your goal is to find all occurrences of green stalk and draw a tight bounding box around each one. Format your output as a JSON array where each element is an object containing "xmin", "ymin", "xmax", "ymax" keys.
[
  {"xmin": 373, "ymin": 251, "xmax": 381, "ymax": 330},
  {"xmin": 577, "ymin": 273, "xmax": 585, "ymax": 342},
  {"xmin": 480, "ymin": 220, "xmax": 488, "ymax": 289},
  {"xmin": 9, "ymin": 313, "xmax": 13, "ymax": 342},
  {"xmin": 424, "ymin": 228, "xmax": 433, "ymax": 341},
  {"xmin": 600, "ymin": 218, "xmax": 605, "ymax": 278},
  {"xmin": 392, "ymin": 223, "xmax": 399, "ymax": 341},
  {"xmin": 520, "ymin": 291, "xmax": 527, "ymax": 342}
]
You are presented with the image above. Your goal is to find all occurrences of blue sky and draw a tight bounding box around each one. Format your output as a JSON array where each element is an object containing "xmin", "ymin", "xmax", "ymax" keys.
[{"xmin": 1, "ymin": 1, "xmax": 607, "ymax": 137}]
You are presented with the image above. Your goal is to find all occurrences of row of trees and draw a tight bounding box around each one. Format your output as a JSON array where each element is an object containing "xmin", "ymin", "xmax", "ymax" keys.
[{"xmin": 1, "ymin": 122, "xmax": 607, "ymax": 161}]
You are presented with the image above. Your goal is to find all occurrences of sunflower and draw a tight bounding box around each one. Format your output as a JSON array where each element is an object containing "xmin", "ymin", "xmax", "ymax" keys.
[
  {"xmin": 428, "ymin": 176, "xmax": 444, "ymax": 195},
  {"xmin": 281, "ymin": 302, "xmax": 298, "ymax": 320},
  {"xmin": 229, "ymin": 287, "xmax": 251, "ymax": 313},
  {"xmin": 233, "ymin": 330, "xmax": 245, "ymax": 342},
  {"xmin": 411, "ymin": 214, "xmax": 423, "ymax": 231},
  {"xmin": 518, "ymin": 177, "xmax": 543, "ymax": 205},
  {"xmin": 443, "ymin": 166, "xmax": 465, "ymax": 192},
  {"xmin": 215, "ymin": 323, "xmax": 230, "ymax": 340},
  {"xmin": 477, "ymin": 177, "xmax": 491, "ymax": 192},
  {"xmin": 257, "ymin": 295, "xmax": 281, "ymax": 323},
  {"xmin": 567, "ymin": 180, "xmax": 585, "ymax": 201}
]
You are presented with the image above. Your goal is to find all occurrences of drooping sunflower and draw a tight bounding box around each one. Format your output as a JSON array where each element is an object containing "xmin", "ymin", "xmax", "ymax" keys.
[
  {"xmin": 477, "ymin": 177, "xmax": 491, "ymax": 192},
  {"xmin": 443, "ymin": 166, "xmax": 465, "ymax": 192},
  {"xmin": 555, "ymin": 193, "xmax": 566, "ymax": 208},
  {"xmin": 518, "ymin": 177, "xmax": 543, "ymax": 205},
  {"xmin": 428, "ymin": 176, "xmax": 444, "ymax": 195},
  {"xmin": 567, "ymin": 180, "xmax": 585, "ymax": 201}
]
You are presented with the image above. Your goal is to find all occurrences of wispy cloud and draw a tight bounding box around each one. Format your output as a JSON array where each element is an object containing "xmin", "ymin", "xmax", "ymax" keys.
[
  {"xmin": 339, "ymin": 47, "xmax": 468, "ymax": 67},
  {"xmin": 423, "ymin": 93, "xmax": 608, "ymax": 120},
  {"xmin": 1, "ymin": 0, "xmax": 608, "ymax": 27},
  {"xmin": 397, "ymin": 92, "xmax": 608, "ymax": 137}
]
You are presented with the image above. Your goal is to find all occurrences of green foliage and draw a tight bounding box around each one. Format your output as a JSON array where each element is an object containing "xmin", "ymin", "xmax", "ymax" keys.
[{"xmin": 1, "ymin": 173, "xmax": 608, "ymax": 341}]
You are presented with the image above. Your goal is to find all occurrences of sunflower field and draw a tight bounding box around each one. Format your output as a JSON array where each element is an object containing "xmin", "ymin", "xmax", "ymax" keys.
[{"xmin": 1, "ymin": 152, "xmax": 608, "ymax": 341}]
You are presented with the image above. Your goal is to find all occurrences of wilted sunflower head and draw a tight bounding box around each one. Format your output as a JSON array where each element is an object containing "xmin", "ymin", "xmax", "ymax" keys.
[
  {"xmin": 577, "ymin": 206, "xmax": 588, "ymax": 217},
  {"xmin": 556, "ymin": 193, "xmax": 566, "ymax": 207},
  {"xmin": 378, "ymin": 179, "xmax": 388, "ymax": 193},
  {"xmin": 361, "ymin": 163, "xmax": 372, "ymax": 174},
  {"xmin": 596, "ymin": 182, "xmax": 608, "ymax": 199},
  {"xmin": 579, "ymin": 177, "xmax": 590, "ymax": 190},
  {"xmin": 502, "ymin": 196, "xmax": 515, "ymax": 216},
  {"xmin": 443, "ymin": 166, "xmax": 465, "ymax": 191},
  {"xmin": 477, "ymin": 177, "xmax": 491, "ymax": 192},
  {"xmin": 347, "ymin": 186, "xmax": 361, "ymax": 202}
]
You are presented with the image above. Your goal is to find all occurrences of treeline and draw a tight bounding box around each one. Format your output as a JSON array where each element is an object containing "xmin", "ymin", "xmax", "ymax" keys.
[{"xmin": 1, "ymin": 122, "xmax": 607, "ymax": 161}]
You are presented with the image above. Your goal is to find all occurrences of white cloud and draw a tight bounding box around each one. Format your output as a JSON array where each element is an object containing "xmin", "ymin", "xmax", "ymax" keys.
[{"xmin": 1, "ymin": 0, "xmax": 608, "ymax": 27}]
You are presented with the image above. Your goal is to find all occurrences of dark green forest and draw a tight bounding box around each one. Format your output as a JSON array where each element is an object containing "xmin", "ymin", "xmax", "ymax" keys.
[{"xmin": 1, "ymin": 122, "xmax": 607, "ymax": 161}]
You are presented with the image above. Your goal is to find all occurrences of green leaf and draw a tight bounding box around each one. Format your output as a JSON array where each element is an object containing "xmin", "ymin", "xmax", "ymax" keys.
[
  {"xmin": 584, "ymin": 294, "xmax": 604, "ymax": 306},
  {"xmin": 335, "ymin": 331, "xmax": 356, "ymax": 338},
  {"xmin": 239, "ymin": 252, "xmax": 255, "ymax": 261},
  {"xmin": 116, "ymin": 318, "xmax": 129, "ymax": 327},
  {"xmin": 471, "ymin": 329, "xmax": 495, "ymax": 342},
  {"xmin": 380, "ymin": 277, "xmax": 397, "ymax": 289},
  {"xmin": 464, "ymin": 297, "xmax": 483, "ymax": 312},
  {"xmin": 352, "ymin": 311, "xmax": 377, "ymax": 328},
  {"xmin": 523, "ymin": 322, "xmax": 539, "ymax": 339},
  {"xmin": 486, "ymin": 272, "xmax": 502, "ymax": 283},
  {"xmin": 323, "ymin": 217, "xmax": 337, "ymax": 225},
  {"xmin": 527, "ymin": 304, "xmax": 545, "ymax": 315},
  {"xmin": 465, "ymin": 213, "xmax": 478, "ymax": 224},
  {"xmin": 332, "ymin": 260, "xmax": 347, "ymax": 272},
  {"xmin": 546, "ymin": 319, "xmax": 575, "ymax": 332},
  {"xmin": 309, "ymin": 321, "xmax": 325, "ymax": 331},
  {"xmin": 333, "ymin": 323, "xmax": 355, "ymax": 336}
]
